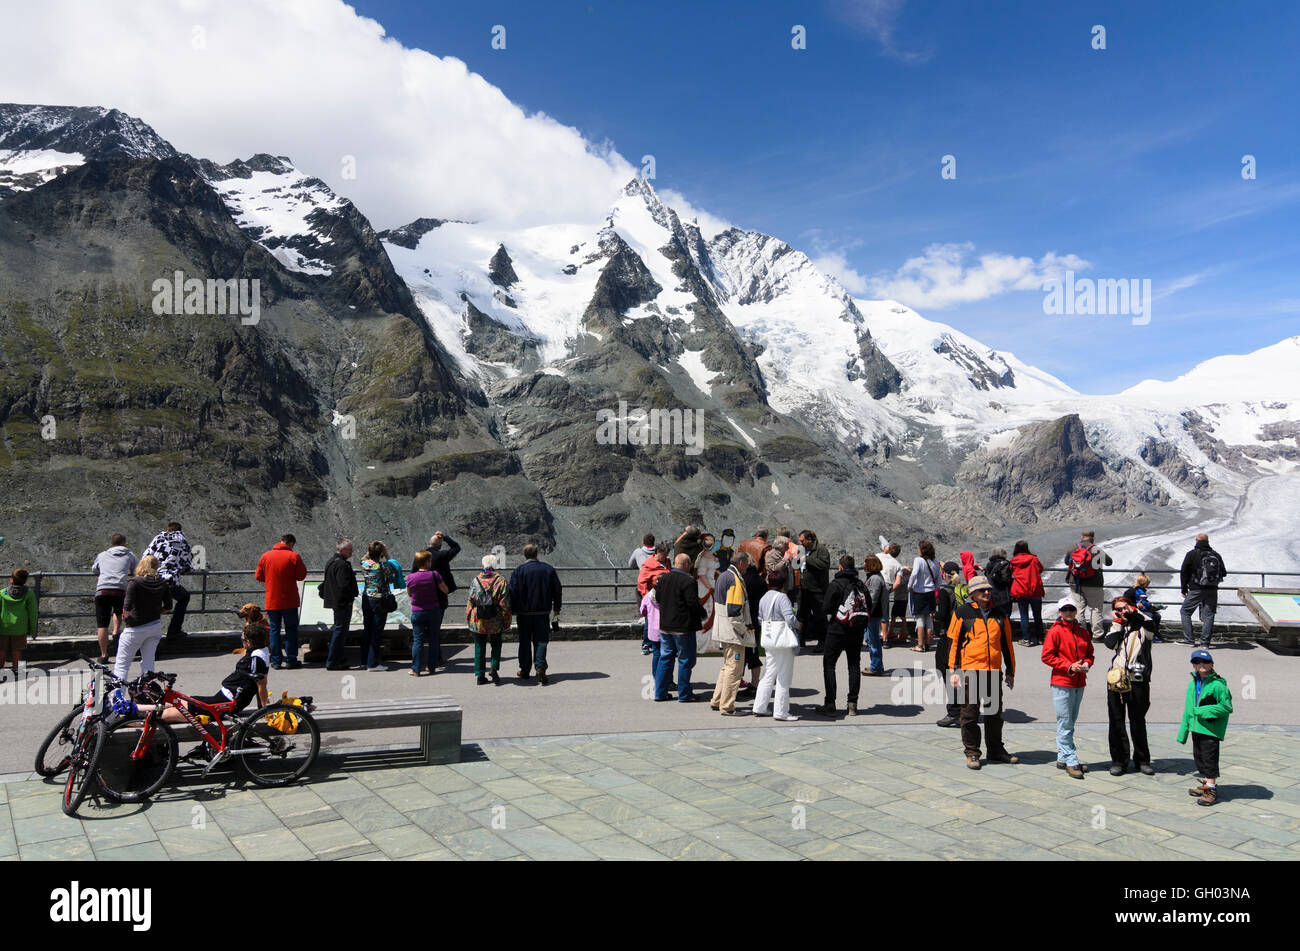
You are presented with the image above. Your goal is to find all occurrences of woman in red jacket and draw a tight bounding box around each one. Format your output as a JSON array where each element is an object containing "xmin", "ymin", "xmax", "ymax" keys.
[
  {"xmin": 1041, "ymin": 597, "xmax": 1094, "ymax": 778},
  {"xmin": 1010, "ymin": 540, "xmax": 1046, "ymax": 647}
]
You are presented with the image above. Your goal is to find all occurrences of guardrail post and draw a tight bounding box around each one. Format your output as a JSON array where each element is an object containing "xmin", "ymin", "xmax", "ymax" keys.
[
  {"xmin": 33, "ymin": 572, "xmax": 42, "ymax": 612},
  {"xmin": 201, "ymin": 571, "xmax": 209, "ymax": 615}
]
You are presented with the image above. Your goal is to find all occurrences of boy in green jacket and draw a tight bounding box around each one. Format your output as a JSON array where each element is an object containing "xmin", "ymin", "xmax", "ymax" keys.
[{"xmin": 1177, "ymin": 649, "xmax": 1232, "ymax": 806}]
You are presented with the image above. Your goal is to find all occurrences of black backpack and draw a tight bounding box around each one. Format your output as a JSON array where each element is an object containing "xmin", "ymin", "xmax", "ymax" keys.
[
  {"xmin": 1196, "ymin": 550, "xmax": 1224, "ymax": 587},
  {"xmin": 988, "ymin": 557, "xmax": 1012, "ymax": 590},
  {"xmin": 470, "ymin": 575, "xmax": 498, "ymax": 620}
]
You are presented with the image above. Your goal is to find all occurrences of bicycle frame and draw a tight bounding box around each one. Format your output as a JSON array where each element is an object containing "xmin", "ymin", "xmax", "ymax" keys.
[{"xmin": 130, "ymin": 684, "xmax": 240, "ymax": 764}]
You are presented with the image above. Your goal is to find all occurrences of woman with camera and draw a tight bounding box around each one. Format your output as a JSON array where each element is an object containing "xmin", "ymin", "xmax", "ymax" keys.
[{"xmin": 1103, "ymin": 590, "xmax": 1158, "ymax": 776}]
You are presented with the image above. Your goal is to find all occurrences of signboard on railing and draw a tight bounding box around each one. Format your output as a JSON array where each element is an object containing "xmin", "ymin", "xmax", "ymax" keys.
[
  {"xmin": 298, "ymin": 583, "xmax": 412, "ymax": 629},
  {"xmin": 1238, "ymin": 588, "xmax": 1300, "ymax": 631}
]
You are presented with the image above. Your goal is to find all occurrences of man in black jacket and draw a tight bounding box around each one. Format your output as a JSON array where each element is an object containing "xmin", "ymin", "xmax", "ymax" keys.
[
  {"xmin": 798, "ymin": 530, "xmax": 830, "ymax": 653},
  {"xmin": 321, "ymin": 540, "xmax": 358, "ymax": 671},
  {"xmin": 419, "ymin": 531, "xmax": 460, "ymax": 594},
  {"xmin": 507, "ymin": 543, "xmax": 562, "ymax": 684},
  {"xmin": 1179, "ymin": 533, "xmax": 1226, "ymax": 647},
  {"xmin": 933, "ymin": 561, "xmax": 962, "ymax": 728},
  {"xmin": 816, "ymin": 555, "xmax": 867, "ymax": 717},
  {"xmin": 655, "ymin": 554, "xmax": 707, "ymax": 702}
]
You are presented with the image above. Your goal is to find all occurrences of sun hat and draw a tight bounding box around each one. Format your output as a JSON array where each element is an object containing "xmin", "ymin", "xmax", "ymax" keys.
[
  {"xmin": 1056, "ymin": 597, "xmax": 1078, "ymax": 611},
  {"xmin": 967, "ymin": 575, "xmax": 991, "ymax": 593}
]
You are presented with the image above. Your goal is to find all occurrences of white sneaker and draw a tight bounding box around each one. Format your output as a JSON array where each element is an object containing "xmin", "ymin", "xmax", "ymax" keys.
[
  {"xmin": 367, "ymin": 664, "xmax": 389, "ymax": 672},
  {"xmin": 774, "ymin": 714, "xmax": 800, "ymax": 722}
]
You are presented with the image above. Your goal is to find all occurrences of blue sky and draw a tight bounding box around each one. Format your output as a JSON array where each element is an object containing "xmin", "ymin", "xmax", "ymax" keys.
[{"xmin": 344, "ymin": 0, "xmax": 1299, "ymax": 393}]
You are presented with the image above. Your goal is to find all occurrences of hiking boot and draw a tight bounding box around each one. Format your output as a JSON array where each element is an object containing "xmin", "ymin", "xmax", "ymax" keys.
[
  {"xmin": 1138, "ymin": 763, "xmax": 1155, "ymax": 776},
  {"xmin": 965, "ymin": 753, "xmax": 981, "ymax": 770},
  {"xmin": 1066, "ymin": 765, "xmax": 1085, "ymax": 779},
  {"xmin": 936, "ymin": 715, "xmax": 960, "ymax": 728},
  {"xmin": 1197, "ymin": 786, "xmax": 1218, "ymax": 806},
  {"xmin": 1056, "ymin": 761, "xmax": 1089, "ymax": 772},
  {"xmin": 987, "ymin": 751, "xmax": 1019, "ymax": 765},
  {"xmin": 489, "ymin": 670, "xmax": 501, "ymax": 684},
  {"xmin": 814, "ymin": 702, "xmax": 837, "ymax": 717},
  {"xmin": 846, "ymin": 702, "xmax": 858, "ymax": 716},
  {"xmin": 1189, "ymin": 783, "xmax": 1210, "ymax": 797},
  {"xmin": 537, "ymin": 670, "xmax": 549, "ymax": 686},
  {"xmin": 476, "ymin": 675, "xmax": 489, "ymax": 685},
  {"xmin": 1109, "ymin": 763, "xmax": 1126, "ymax": 776}
]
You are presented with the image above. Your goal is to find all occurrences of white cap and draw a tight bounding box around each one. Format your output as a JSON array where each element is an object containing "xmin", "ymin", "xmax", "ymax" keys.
[{"xmin": 1056, "ymin": 597, "xmax": 1078, "ymax": 611}]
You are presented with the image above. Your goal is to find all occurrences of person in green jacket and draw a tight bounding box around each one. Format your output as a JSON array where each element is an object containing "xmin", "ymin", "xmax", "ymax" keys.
[
  {"xmin": 0, "ymin": 569, "xmax": 38, "ymax": 675},
  {"xmin": 1177, "ymin": 649, "xmax": 1232, "ymax": 806}
]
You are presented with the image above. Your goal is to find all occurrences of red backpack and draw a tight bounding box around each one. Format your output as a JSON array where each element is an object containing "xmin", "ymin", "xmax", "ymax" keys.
[{"xmin": 1067, "ymin": 544, "xmax": 1096, "ymax": 580}]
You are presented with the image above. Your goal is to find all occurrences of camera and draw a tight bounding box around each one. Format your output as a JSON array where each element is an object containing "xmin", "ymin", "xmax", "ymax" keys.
[{"xmin": 551, "ymin": 618, "xmax": 560, "ymax": 633}]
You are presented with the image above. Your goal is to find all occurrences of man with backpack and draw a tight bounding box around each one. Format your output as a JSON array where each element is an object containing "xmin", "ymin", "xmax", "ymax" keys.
[
  {"xmin": 1064, "ymin": 530, "xmax": 1113, "ymax": 641},
  {"xmin": 709, "ymin": 551, "xmax": 753, "ymax": 715},
  {"xmin": 984, "ymin": 547, "xmax": 1013, "ymax": 620},
  {"xmin": 1179, "ymin": 534, "xmax": 1226, "ymax": 648},
  {"xmin": 816, "ymin": 554, "xmax": 870, "ymax": 717}
]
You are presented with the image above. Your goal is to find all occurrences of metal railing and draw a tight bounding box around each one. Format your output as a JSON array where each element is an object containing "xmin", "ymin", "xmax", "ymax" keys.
[
  {"xmin": 29, "ymin": 565, "xmax": 653, "ymax": 629},
  {"xmin": 25, "ymin": 562, "xmax": 1300, "ymax": 633}
]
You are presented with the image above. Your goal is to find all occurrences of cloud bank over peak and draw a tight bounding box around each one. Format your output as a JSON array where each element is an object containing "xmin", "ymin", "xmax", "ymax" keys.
[{"xmin": 0, "ymin": 0, "xmax": 635, "ymax": 230}]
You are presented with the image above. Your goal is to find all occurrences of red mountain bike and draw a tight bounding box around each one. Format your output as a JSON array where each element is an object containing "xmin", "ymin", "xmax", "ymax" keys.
[{"xmin": 94, "ymin": 670, "xmax": 319, "ymax": 803}]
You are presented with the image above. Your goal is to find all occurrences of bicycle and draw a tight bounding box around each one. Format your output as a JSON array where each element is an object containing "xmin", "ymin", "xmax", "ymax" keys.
[
  {"xmin": 94, "ymin": 671, "xmax": 319, "ymax": 803},
  {"xmin": 35, "ymin": 657, "xmax": 124, "ymax": 779},
  {"xmin": 54, "ymin": 658, "xmax": 132, "ymax": 815}
]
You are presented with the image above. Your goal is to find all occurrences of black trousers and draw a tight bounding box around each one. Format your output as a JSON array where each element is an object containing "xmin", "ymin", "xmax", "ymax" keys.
[
  {"xmin": 956, "ymin": 671, "xmax": 1007, "ymax": 757},
  {"xmin": 1192, "ymin": 732, "xmax": 1221, "ymax": 778},
  {"xmin": 934, "ymin": 636, "xmax": 960, "ymax": 719},
  {"xmin": 167, "ymin": 582, "xmax": 190, "ymax": 638},
  {"xmin": 799, "ymin": 597, "xmax": 826, "ymax": 647},
  {"xmin": 822, "ymin": 628, "xmax": 861, "ymax": 704},
  {"xmin": 1106, "ymin": 680, "xmax": 1151, "ymax": 766}
]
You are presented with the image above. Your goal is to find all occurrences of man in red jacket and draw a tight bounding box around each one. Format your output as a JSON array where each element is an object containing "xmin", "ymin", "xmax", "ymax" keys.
[
  {"xmin": 1041, "ymin": 597, "xmax": 1094, "ymax": 778},
  {"xmin": 255, "ymin": 533, "xmax": 308, "ymax": 669}
]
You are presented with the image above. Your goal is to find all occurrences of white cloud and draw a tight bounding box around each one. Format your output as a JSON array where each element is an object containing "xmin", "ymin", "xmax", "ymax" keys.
[
  {"xmin": 809, "ymin": 250, "xmax": 870, "ymax": 295},
  {"xmin": 864, "ymin": 242, "xmax": 1091, "ymax": 309},
  {"xmin": 0, "ymin": 0, "xmax": 635, "ymax": 230},
  {"xmin": 829, "ymin": 0, "xmax": 934, "ymax": 63}
]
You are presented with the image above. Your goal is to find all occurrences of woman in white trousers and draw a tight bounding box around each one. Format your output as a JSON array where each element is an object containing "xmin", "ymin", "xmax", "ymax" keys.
[
  {"xmin": 753, "ymin": 569, "xmax": 801, "ymax": 721},
  {"xmin": 113, "ymin": 555, "xmax": 172, "ymax": 680}
]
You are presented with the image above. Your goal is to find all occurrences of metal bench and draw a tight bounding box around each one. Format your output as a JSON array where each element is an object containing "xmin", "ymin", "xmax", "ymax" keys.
[{"xmin": 169, "ymin": 697, "xmax": 463, "ymax": 765}]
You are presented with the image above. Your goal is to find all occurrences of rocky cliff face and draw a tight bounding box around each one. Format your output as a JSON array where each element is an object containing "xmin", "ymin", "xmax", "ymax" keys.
[{"xmin": 932, "ymin": 415, "xmax": 1167, "ymax": 526}]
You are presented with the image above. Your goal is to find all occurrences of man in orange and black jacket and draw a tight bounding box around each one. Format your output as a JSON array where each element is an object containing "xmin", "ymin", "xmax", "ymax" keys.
[{"xmin": 947, "ymin": 575, "xmax": 1019, "ymax": 770}]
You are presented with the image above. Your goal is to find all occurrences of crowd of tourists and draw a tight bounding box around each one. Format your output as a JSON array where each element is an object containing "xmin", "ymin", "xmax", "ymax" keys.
[
  {"xmin": 1, "ymin": 521, "xmax": 1235, "ymax": 805},
  {"xmin": 631, "ymin": 525, "xmax": 1234, "ymax": 805}
]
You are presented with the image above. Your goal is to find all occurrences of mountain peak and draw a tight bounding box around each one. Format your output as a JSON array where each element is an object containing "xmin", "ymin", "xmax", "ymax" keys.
[{"xmin": 0, "ymin": 103, "xmax": 178, "ymax": 160}]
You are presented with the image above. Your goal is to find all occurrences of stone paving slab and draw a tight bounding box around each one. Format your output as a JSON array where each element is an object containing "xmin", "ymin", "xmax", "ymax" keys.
[{"xmin": 2, "ymin": 724, "xmax": 1298, "ymax": 861}]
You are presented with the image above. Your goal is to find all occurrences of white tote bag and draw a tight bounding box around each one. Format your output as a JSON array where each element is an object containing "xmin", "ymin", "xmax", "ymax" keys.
[{"xmin": 760, "ymin": 595, "xmax": 799, "ymax": 650}]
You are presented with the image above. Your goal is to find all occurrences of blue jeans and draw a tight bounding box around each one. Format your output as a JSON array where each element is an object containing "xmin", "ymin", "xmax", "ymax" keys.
[
  {"xmin": 360, "ymin": 594, "xmax": 387, "ymax": 668},
  {"xmin": 266, "ymin": 608, "xmax": 300, "ymax": 666},
  {"xmin": 517, "ymin": 614, "xmax": 550, "ymax": 674},
  {"xmin": 863, "ymin": 616, "xmax": 884, "ymax": 673},
  {"xmin": 656, "ymin": 632, "xmax": 697, "ymax": 701},
  {"xmin": 650, "ymin": 638, "xmax": 676, "ymax": 691},
  {"xmin": 411, "ymin": 605, "xmax": 443, "ymax": 673},
  {"xmin": 1017, "ymin": 599, "xmax": 1044, "ymax": 643},
  {"xmin": 1052, "ymin": 684, "xmax": 1085, "ymax": 766},
  {"xmin": 326, "ymin": 604, "xmax": 352, "ymax": 668}
]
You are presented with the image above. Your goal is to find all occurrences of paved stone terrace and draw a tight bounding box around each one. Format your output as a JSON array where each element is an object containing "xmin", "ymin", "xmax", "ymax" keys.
[{"xmin": 4, "ymin": 724, "xmax": 1299, "ymax": 861}]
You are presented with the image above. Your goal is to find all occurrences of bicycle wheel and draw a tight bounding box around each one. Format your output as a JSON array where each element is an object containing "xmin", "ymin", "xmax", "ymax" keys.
[
  {"xmin": 35, "ymin": 705, "xmax": 83, "ymax": 778},
  {"xmin": 96, "ymin": 714, "xmax": 178, "ymax": 803},
  {"xmin": 62, "ymin": 720, "xmax": 106, "ymax": 816},
  {"xmin": 235, "ymin": 704, "xmax": 320, "ymax": 787}
]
